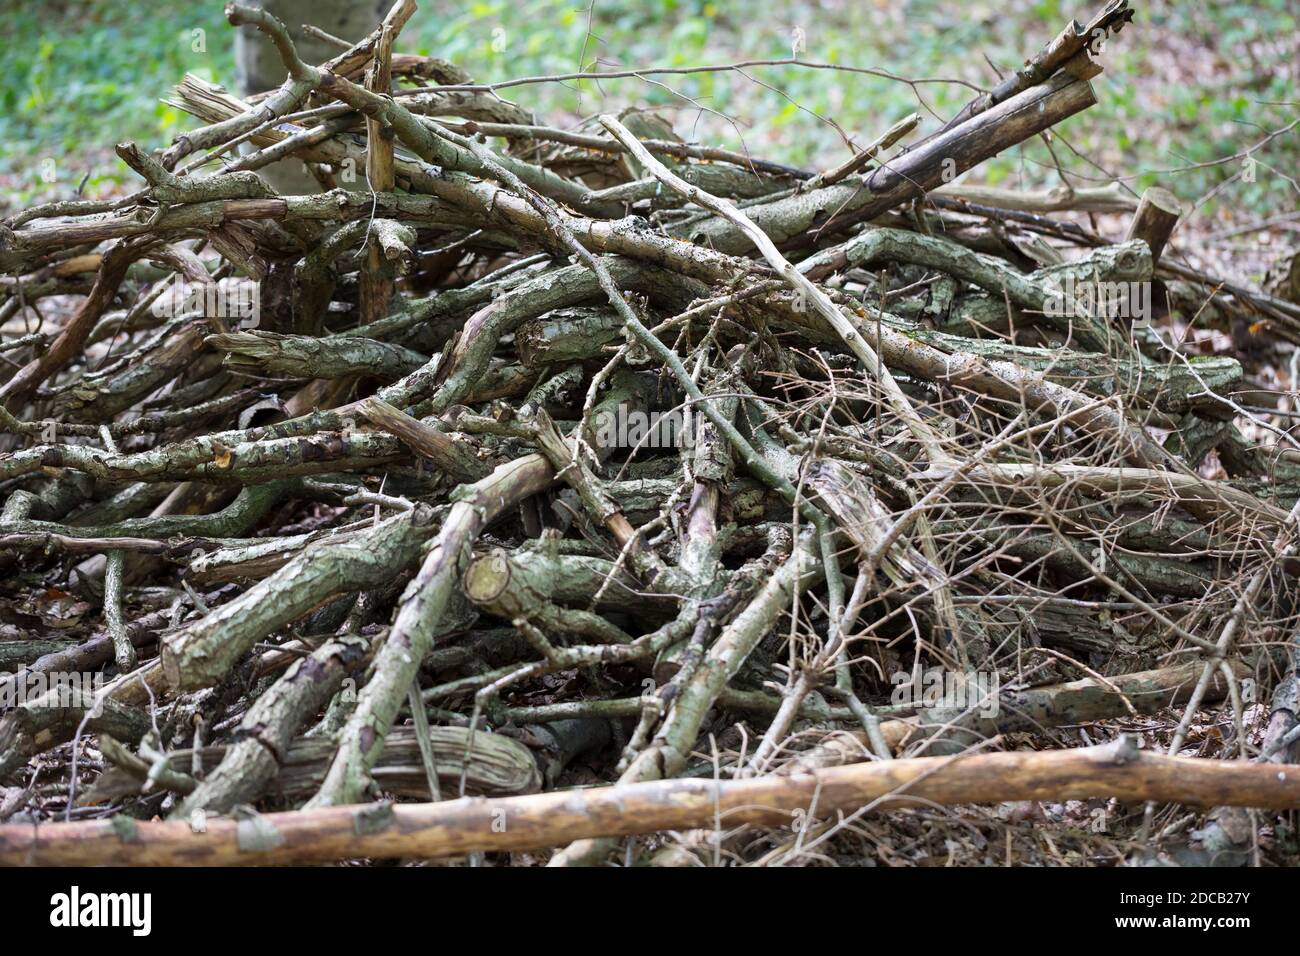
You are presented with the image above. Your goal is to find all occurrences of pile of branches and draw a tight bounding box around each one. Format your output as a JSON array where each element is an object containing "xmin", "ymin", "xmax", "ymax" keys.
[{"xmin": 2, "ymin": 0, "xmax": 1300, "ymax": 867}]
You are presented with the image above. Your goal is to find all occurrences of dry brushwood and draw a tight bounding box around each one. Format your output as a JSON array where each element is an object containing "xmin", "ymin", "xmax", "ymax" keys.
[{"xmin": 2, "ymin": 0, "xmax": 1300, "ymax": 868}]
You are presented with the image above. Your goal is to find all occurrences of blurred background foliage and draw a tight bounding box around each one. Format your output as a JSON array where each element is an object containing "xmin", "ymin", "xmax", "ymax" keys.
[{"xmin": 1, "ymin": 0, "xmax": 1296, "ymax": 230}]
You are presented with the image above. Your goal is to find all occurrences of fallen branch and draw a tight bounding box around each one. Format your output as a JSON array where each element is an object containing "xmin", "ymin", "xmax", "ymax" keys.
[{"xmin": 5, "ymin": 738, "xmax": 1300, "ymax": 866}]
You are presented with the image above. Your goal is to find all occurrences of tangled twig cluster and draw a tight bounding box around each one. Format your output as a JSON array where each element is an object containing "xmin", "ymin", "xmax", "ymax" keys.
[{"xmin": 1, "ymin": 0, "xmax": 1299, "ymax": 867}]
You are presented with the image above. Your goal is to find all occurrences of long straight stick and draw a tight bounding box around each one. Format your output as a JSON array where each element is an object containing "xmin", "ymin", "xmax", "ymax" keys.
[{"xmin": 5, "ymin": 738, "xmax": 1299, "ymax": 866}]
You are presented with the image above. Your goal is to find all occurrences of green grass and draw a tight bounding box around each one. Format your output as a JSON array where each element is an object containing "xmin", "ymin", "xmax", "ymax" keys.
[
  {"xmin": 0, "ymin": 1, "xmax": 234, "ymax": 201},
  {"xmin": 1, "ymin": 0, "xmax": 1296, "ymax": 224}
]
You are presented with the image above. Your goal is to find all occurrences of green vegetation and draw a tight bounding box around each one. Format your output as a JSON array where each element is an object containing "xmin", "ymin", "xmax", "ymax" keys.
[
  {"xmin": 1, "ymin": 0, "xmax": 1295, "ymax": 221},
  {"xmin": 0, "ymin": 1, "xmax": 234, "ymax": 201}
]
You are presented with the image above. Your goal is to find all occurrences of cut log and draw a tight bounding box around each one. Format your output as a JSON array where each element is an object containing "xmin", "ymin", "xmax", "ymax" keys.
[{"xmin": 1125, "ymin": 186, "xmax": 1184, "ymax": 264}]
